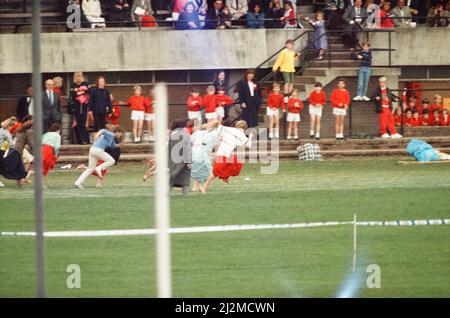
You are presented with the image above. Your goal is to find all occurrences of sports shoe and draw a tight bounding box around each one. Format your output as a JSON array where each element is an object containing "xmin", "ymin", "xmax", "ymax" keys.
[
  {"xmin": 294, "ymin": 136, "xmax": 299, "ymax": 140},
  {"xmin": 391, "ymin": 133, "xmax": 402, "ymax": 139},
  {"xmin": 353, "ymin": 96, "xmax": 362, "ymax": 101},
  {"xmin": 362, "ymin": 96, "xmax": 371, "ymax": 101},
  {"xmin": 381, "ymin": 133, "xmax": 390, "ymax": 139},
  {"xmin": 269, "ymin": 132, "xmax": 273, "ymax": 139},
  {"xmin": 286, "ymin": 135, "xmax": 292, "ymax": 140},
  {"xmin": 74, "ymin": 181, "xmax": 84, "ymax": 189}
]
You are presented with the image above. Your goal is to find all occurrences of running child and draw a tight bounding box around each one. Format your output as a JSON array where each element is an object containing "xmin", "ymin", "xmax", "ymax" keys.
[
  {"xmin": 330, "ymin": 79, "xmax": 350, "ymax": 140},
  {"xmin": 286, "ymin": 89, "xmax": 303, "ymax": 140},
  {"xmin": 308, "ymin": 82, "xmax": 327, "ymax": 139},
  {"xmin": 266, "ymin": 83, "xmax": 286, "ymax": 139}
]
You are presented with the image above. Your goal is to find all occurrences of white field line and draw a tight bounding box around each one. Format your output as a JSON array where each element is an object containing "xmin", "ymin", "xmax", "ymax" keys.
[{"xmin": 1, "ymin": 219, "xmax": 449, "ymax": 238}]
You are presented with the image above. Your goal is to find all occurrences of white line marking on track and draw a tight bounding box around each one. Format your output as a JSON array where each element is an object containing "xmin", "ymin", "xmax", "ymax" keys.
[{"xmin": 1, "ymin": 219, "xmax": 449, "ymax": 238}]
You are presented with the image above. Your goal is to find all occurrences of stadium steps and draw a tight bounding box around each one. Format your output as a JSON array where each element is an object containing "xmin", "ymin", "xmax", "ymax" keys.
[{"xmin": 56, "ymin": 137, "xmax": 450, "ymax": 164}]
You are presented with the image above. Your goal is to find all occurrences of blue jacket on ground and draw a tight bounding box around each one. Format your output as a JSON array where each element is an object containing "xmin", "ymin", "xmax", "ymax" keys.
[{"xmin": 406, "ymin": 139, "xmax": 440, "ymax": 162}]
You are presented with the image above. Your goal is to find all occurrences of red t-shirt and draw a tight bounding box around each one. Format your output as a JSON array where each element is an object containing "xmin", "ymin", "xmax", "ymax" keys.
[
  {"xmin": 421, "ymin": 117, "xmax": 431, "ymax": 126},
  {"xmin": 107, "ymin": 105, "xmax": 121, "ymax": 125},
  {"xmin": 128, "ymin": 95, "xmax": 145, "ymax": 111},
  {"xmin": 187, "ymin": 95, "xmax": 203, "ymax": 112},
  {"xmin": 410, "ymin": 118, "xmax": 422, "ymax": 127},
  {"xmin": 215, "ymin": 94, "xmax": 234, "ymax": 108},
  {"xmin": 287, "ymin": 98, "xmax": 304, "ymax": 114},
  {"xmin": 267, "ymin": 93, "xmax": 285, "ymax": 110},
  {"xmin": 430, "ymin": 104, "xmax": 444, "ymax": 113},
  {"xmin": 203, "ymin": 94, "xmax": 217, "ymax": 113},
  {"xmin": 308, "ymin": 90, "xmax": 326, "ymax": 106},
  {"xmin": 439, "ymin": 116, "xmax": 450, "ymax": 126},
  {"xmin": 430, "ymin": 115, "xmax": 441, "ymax": 126},
  {"xmin": 330, "ymin": 89, "xmax": 350, "ymax": 108},
  {"xmin": 144, "ymin": 97, "xmax": 154, "ymax": 114}
]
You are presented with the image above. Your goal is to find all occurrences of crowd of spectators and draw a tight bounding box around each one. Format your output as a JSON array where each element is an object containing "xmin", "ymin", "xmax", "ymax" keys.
[{"xmin": 66, "ymin": 0, "xmax": 450, "ymax": 29}]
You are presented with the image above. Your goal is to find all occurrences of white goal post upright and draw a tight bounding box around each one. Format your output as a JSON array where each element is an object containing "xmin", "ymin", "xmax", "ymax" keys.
[{"xmin": 154, "ymin": 83, "xmax": 172, "ymax": 298}]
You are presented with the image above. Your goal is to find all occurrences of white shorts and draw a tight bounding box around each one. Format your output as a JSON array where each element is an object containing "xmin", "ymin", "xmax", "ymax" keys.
[
  {"xmin": 309, "ymin": 105, "xmax": 323, "ymax": 117},
  {"xmin": 188, "ymin": 111, "xmax": 202, "ymax": 123},
  {"xmin": 205, "ymin": 112, "xmax": 217, "ymax": 120},
  {"xmin": 332, "ymin": 108, "xmax": 347, "ymax": 116},
  {"xmin": 131, "ymin": 110, "xmax": 145, "ymax": 121},
  {"xmin": 216, "ymin": 107, "xmax": 224, "ymax": 118},
  {"xmin": 144, "ymin": 113, "xmax": 155, "ymax": 121},
  {"xmin": 287, "ymin": 112, "xmax": 301, "ymax": 122},
  {"xmin": 266, "ymin": 107, "xmax": 280, "ymax": 116}
]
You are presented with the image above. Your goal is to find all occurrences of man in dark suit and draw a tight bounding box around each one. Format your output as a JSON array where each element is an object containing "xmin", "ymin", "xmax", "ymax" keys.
[
  {"xmin": 16, "ymin": 84, "xmax": 33, "ymax": 121},
  {"xmin": 342, "ymin": 0, "xmax": 368, "ymax": 48},
  {"xmin": 205, "ymin": 0, "xmax": 223, "ymax": 29},
  {"xmin": 42, "ymin": 79, "xmax": 61, "ymax": 133}
]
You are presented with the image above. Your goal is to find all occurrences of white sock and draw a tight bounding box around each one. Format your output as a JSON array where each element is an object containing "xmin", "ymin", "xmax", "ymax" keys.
[
  {"xmin": 310, "ymin": 130, "xmax": 314, "ymax": 136},
  {"xmin": 315, "ymin": 132, "xmax": 320, "ymax": 138}
]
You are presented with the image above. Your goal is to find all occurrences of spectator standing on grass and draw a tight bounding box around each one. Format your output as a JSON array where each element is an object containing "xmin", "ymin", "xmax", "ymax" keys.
[
  {"xmin": 16, "ymin": 85, "xmax": 33, "ymax": 122},
  {"xmin": 305, "ymin": 11, "xmax": 328, "ymax": 60},
  {"xmin": 110, "ymin": 0, "xmax": 132, "ymax": 27},
  {"xmin": 391, "ymin": 0, "xmax": 412, "ymax": 27},
  {"xmin": 342, "ymin": 0, "xmax": 368, "ymax": 48},
  {"xmin": 89, "ymin": 76, "xmax": 112, "ymax": 132},
  {"xmin": 176, "ymin": 1, "xmax": 202, "ymax": 29},
  {"xmin": 82, "ymin": 0, "xmax": 106, "ymax": 28},
  {"xmin": 247, "ymin": 4, "xmax": 265, "ymax": 28},
  {"xmin": 352, "ymin": 41, "xmax": 372, "ymax": 102},
  {"xmin": 70, "ymin": 72, "xmax": 90, "ymax": 145},
  {"xmin": 371, "ymin": 76, "xmax": 402, "ymax": 139},
  {"xmin": 272, "ymin": 39, "xmax": 299, "ymax": 101}
]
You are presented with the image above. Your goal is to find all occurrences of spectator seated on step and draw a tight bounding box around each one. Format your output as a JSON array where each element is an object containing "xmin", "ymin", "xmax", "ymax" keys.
[
  {"xmin": 82, "ymin": 0, "xmax": 106, "ymax": 28},
  {"xmin": 226, "ymin": 0, "xmax": 248, "ymax": 21},
  {"xmin": 109, "ymin": 0, "xmax": 132, "ymax": 27},
  {"xmin": 218, "ymin": 5, "xmax": 233, "ymax": 29},
  {"xmin": 205, "ymin": 0, "xmax": 224, "ymax": 29},
  {"xmin": 265, "ymin": 0, "xmax": 284, "ymax": 29},
  {"xmin": 391, "ymin": 0, "xmax": 414, "ymax": 28},
  {"xmin": 247, "ymin": 4, "xmax": 265, "ymax": 28},
  {"xmin": 170, "ymin": 0, "xmax": 207, "ymax": 23},
  {"xmin": 426, "ymin": 2, "xmax": 450, "ymax": 27},
  {"xmin": 379, "ymin": 1, "xmax": 396, "ymax": 28}
]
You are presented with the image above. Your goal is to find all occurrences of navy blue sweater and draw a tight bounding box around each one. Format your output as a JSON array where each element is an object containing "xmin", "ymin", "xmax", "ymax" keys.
[{"xmin": 352, "ymin": 49, "xmax": 372, "ymax": 67}]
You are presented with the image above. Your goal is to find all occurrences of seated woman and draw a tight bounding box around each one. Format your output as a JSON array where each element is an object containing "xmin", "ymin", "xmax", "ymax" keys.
[
  {"xmin": 380, "ymin": 1, "xmax": 396, "ymax": 28},
  {"xmin": 109, "ymin": 0, "xmax": 132, "ymax": 27},
  {"xmin": 427, "ymin": 2, "xmax": 449, "ymax": 27},
  {"xmin": 175, "ymin": 2, "xmax": 201, "ymax": 30},
  {"xmin": 82, "ymin": 0, "xmax": 106, "ymax": 28},
  {"xmin": 247, "ymin": 4, "xmax": 265, "ymax": 29}
]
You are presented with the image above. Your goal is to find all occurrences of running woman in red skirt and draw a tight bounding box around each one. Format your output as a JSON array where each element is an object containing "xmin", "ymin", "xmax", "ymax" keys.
[
  {"xmin": 201, "ymin": 120, "xmax": 252, "ymax": 193},
  {"xmin": 41, "ymin": 123, "xmax": 61, "ymax": 178}
]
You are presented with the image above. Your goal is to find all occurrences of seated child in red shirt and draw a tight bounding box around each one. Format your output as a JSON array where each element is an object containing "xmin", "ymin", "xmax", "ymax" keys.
[
  {"xmin": 410, "ymin": 110, "xmax": 422, "ymax": 127},
  {"xmin": 404, "ymin": 109, "xmax": 413, "ymax": 127},
  {"xmin": 439, "ymin": 109, "xmax": 450, "ymax": 126},
  {"xmin": 430, "ymin": 94, "xmax": 444, "ymax": 113},
  {"xmin": 430, "ymin": 109, "xmax": 441, "ymax": 126},
  {"xmin": 421, "ymin": 110, "xmax": 431, "ymax": 126}
]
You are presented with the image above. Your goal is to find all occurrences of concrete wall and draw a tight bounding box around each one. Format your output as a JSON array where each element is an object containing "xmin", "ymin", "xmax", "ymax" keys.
[
  {"xmin": 358, "ymin": 28, "xmax": 450, "ymax": 67},
  {"xmin": 0, "ymin": 29, "xmax": 308, "ymax": 74}
]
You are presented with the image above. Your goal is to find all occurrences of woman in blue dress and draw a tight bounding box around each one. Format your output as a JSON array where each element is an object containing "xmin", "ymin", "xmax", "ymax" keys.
[
  {"xmin": 306, "ymin": 11, "xmax": 328, "ymax": 60},
  {"xmin": 190, "ymin": 120, "xmax": 219, "ymax": 192}
]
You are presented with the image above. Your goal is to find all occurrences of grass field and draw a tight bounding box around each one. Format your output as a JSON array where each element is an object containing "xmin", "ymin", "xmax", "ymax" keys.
[{"xmin": 1, "ymin": 158, "xmax": 449, "ymax": 298}]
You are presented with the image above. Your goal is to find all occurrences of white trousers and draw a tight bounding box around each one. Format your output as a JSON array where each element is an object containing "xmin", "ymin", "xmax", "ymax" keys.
[{"xmin": 76, "ymin": 147, "xmax": 115, "ymax": 185}]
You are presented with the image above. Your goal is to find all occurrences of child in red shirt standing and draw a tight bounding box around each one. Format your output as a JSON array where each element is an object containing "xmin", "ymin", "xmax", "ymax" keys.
[
  {"xmin": 440, "ymin": 109, "xmax": 450, "ymax": 126},
  {"xmin": 128, "ymin": 85, "xmax": 145, "ymax": 143},
  {"xmin": 187, "ymin": 87, "xmax": 204, "ymax": 126},
  {"xmin": 430, "ymin": 94, "xmax": 444, "ymax": 113},
  {"xmin": 215, "ymin": 86, "xmax": 234, "ymax": 123},
  {"xmin": 266, "ymin": 84, "xmax": 286, "ymax": 139},
  {"xmin": 286, "ymin": 89, "xmax": 303, "ymax": 140},
  {"xmin": 144, "ymin": 89, "xmax": 155, "ymax": 142},
  {"xmin": 330, "ymin": 79, "xmax": 350, "ymax": 140},
  {"xmin": 421, "ymin": 110, "xmax": 431, "ymax": 126},
  {"xmin": 308, "ymin": 82, "xmax": 327, "ymax": 140},
  {"xmin": 203, "ymin": 86, "xmax": 217, "ymax": 122}
]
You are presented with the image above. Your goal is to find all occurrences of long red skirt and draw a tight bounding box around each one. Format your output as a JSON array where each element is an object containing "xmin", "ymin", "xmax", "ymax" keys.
[
  {"xmin": 213, "ymin": 155, "xmax": 243, "ymax": 182},
  {"xmin": 42, "ymin": 144, "xmax": 57, "ymax": 176}
]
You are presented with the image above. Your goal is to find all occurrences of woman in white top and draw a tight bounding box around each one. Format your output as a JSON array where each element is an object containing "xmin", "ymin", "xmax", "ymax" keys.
[
  {"xmin": 82, "ymin": 0, "xmax": 106, "ymax": 28},
  {"xmin": 201, "ymin": 120, "xmax": 251, "ymax": 193}
]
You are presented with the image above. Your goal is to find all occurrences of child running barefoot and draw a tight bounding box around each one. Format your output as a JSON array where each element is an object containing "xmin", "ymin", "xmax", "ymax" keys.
[
  {"xmin": 201, "ymin": 120, "xmax": 252, "ymax": 193},
  {"xmin": 144, "ymin": 89, "xmax": 155, "ymax": 141},
  {"xmin": 286, "ymin": 89, "xmax": 304, "ymax": 140},
  {"xmin": 143, "ymin": 159, "xmax": 156, "ymax": 182},
  {"xmin": 128, "ymin": 85, "xmax": 145, "ymax": 143},
  {"xmin": 266, "ymin": 83, "xmax": 286, "ymax": 139},
  {"xmin": 308, "ymin": 82, "xmax": 327, "ymax": 140},
  {"xmin": 190, "ymin": 119, "xmax": 219, "ymax": 192},
  {"xmin": 330, "ymin": 79, "xmax": 350, "ymax": 140}
]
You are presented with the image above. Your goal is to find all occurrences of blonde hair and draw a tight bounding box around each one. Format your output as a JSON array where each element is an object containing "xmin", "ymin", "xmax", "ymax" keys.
[
  {"xmin": 73, "ymin": 72, "xmax": 85, "ymax": 82},
  {"xmin": 53, "ymin": 76, "xmax": 63, "ymax": 87},
  {"xmin": 235, "ymin": 120, "xmax": 248, "ymax": 130},
  {"xmin": 379, "ymin": 76, "xmax": 387, "ymax": 83},
  {"xmin": 133, "ymin": 85, "xmax": 142, "ymax": 92},
  {"xmin": 434, "ymin": 94, "xmax": 442, "ymax": 101},
  {"xmin": 1, "ymin": 116, "xmax": 17, "ymax": 129}
]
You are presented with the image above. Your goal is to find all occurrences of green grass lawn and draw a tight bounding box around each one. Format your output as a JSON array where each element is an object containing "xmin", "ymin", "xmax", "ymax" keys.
[{"xmin": 1, "ymin": 158, "xmax": 449, "ymax": 297}]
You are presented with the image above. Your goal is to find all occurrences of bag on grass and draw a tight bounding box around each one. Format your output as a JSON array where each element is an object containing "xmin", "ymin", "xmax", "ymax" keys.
[{"xmin": 297, "ymin": 143, "xmax": 322, "ymax": 161}]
